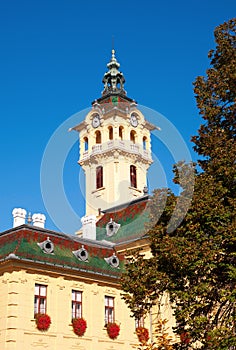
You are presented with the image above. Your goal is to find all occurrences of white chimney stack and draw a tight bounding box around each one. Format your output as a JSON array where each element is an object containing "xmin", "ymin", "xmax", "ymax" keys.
[
  {"xmin": 81, "ymin": 215, "xmax": 96, "ymax": 240},
  {"xmin": 12, "ymin": 208, "xmax": 27, "ymax": 228},
  {"xmin": 32, "ymin": 213, "xmax": 46, "ymax": 228}
]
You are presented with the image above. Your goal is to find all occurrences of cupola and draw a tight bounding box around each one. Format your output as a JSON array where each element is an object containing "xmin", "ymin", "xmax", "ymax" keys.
[{"xmin": 102, "ymin": 49, "xmax": 126, "ymax": 97}]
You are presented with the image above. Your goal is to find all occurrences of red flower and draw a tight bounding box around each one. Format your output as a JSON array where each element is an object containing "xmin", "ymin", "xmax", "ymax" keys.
[
  {"xmin": 180, "ymin": 331, "xmax": 190, "ymax": 344},
  {"xmin": 107, "ymin": 322, "xmax": 120, "ymax": 339},
  {"xmin": 72, "ymin": 318, "xmax": 87, "ymax": 336},
  {"xmin": 35, "ymin": 314, "xmax": 51, "ymax": 331},
  {"xmin": 136, "ymin": 327, "xmax": 149, "ymax": 344}
]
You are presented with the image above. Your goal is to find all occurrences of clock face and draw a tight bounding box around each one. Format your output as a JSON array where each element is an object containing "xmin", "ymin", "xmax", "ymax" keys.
[
  {"xmin": 92, "ymin": 115, "xmax": 100, "ymax": 128},
  {"xmin": 130, "ymin": 114, "xmax": 138, "ymax": 127}
]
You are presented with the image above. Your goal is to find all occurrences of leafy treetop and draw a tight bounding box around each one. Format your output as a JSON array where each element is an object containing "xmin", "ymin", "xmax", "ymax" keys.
[{"xmin": 121, "ymin": 18, "xmax": 236, "ymax": 350}]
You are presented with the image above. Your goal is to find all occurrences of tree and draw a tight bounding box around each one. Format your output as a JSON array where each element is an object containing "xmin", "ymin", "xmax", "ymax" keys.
[
  {"xmin": 136, "ymin": 319, "xmax": 173, "ymax": 350},
  {"xmin": 121, "ymin": 18, "xmax": 236, "ymax": 349}
]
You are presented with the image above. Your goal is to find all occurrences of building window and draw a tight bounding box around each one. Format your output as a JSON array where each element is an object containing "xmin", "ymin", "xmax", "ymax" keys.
[
  {"xmin": 143, "ymin": 136, "xmax": 147, "ymax": 150},
  {"xmin": 96, "ymin": 166, "xmax": 103, "ymax": 189},
  {"xmin": 119, "ymin": 126, "xmax": 123, "ymax": 140},
  {"xmin": 130, "ymin": 130, "xmax": 136, "ymax": 144},
  {"xmin": 34, "ymin": 284, "xmax": 47, "ymax": 316},
  {"xmin": 130, "ymin": 165, "xmax": 137, "ymax": 188},
  {"xmin": 84, "ymin": 137, "xmax": 88, "ymax": 151},
  {"xmin": 135, "ymin": 316, "xmax": 145, "ymax": 328},
  {"xmin": 105, "ymin": 296, "xmax": 114, "ymax": 325},
  {"xmin": 108, "ymin": 126, "xmax": 113, "ymax": 140},
  {"xmin": 72, "ymin": 290, "xmax": 82, "ymax": 320},
  {"xmin": 95, "ymin": 130, "xmax": 102, "ymax": 144}
]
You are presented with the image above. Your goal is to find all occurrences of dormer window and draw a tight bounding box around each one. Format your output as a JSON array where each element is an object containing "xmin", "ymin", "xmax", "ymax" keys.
[
  {"xmin": 37, "ymin": 237, "xmax": 54, "ymax": 254},
  {"xmin": 106, "ymin": 218, "xmax": 120, "ymax": 237},
  {"xmin": 104, "ymin": 254, "xmax": 120, "ymax": 268},
  {"xmin": 73, "ymin": 245, "xmax": 89, "ymax": 262}
]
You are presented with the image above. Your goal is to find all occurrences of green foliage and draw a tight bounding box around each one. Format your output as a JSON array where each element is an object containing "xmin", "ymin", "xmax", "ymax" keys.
[{"xmin": 121, "ymin": 18, "xmax": 236, "ymax": 349}]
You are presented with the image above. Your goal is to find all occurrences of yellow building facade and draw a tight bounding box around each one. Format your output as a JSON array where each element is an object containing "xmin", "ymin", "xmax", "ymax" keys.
[
  {"xmin": 0, "ymin": 50, "xmax": 175, "ymax": 349},
  {"xmin": 0, "ymin": 225, "xmax": 148, "ymax": 349}
]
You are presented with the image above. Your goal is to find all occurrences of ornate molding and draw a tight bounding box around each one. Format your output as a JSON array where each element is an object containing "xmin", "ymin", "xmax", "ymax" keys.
[
  {"xmin": 35, "ymin": 276, "xmax": 49, "ymax": 283},
  {"xmin": 71, "ymin": 282, "xmax": 85, "ymax": 290},
  {"xmin": 80, "ymin": 148, "xmax": 153, "ymax": 169}
]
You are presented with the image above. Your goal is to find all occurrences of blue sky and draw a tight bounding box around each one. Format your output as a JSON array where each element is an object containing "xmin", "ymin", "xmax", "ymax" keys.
[{"xmin": 0, "ymin": 0, "xmax": 235, "ymax": 233}]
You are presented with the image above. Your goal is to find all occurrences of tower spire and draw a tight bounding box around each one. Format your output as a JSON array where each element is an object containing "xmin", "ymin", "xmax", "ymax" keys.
[{"xmin": 102, "ymin": 49, "xmax": 126, "ymax": 96}]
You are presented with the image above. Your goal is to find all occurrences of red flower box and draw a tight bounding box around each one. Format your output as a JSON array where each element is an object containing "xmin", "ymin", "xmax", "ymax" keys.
[
  {"xmin": 72, "ymin": 318, "xmax": 87, "ymax": 336},
  {"xmin": 35, "ymin": 313, "xmax": 51, "ymax": 331},
  {"xmin": 107, "ymin": 322, "xmax": 120, "ymax": 339},
  {"xmin": 136, "ymin": 327, "xmax": 149, "ymax": 344}
]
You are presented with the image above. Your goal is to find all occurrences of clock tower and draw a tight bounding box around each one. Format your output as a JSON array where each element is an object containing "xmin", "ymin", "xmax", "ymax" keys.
[{"xmin": 73, "ymin": 50, "xmax": 155, "ymax": 216}]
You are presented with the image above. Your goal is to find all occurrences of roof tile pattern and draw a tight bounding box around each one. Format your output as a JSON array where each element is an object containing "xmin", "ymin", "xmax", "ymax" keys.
[
  {"xmin": 0, "ymin": 228, "xmax": 123, "ymax": 278},
  {"xmin": 96, "ymin": 199, "xmax": 150, "ymax": 243}
]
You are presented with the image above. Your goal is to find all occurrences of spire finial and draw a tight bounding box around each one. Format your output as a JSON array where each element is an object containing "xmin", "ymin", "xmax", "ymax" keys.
[{"xmin": 112, "ymin": 35, "xmax": 115, "ymax": 51}]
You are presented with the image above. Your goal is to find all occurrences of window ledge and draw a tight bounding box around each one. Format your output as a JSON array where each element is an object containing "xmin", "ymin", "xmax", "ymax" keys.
[
  {"xmin": 92, "ymin": 187, "xmax": 105, "ymax": 194},
  {"xmin": 129, "ymin": 186, "xmax": 142, "ymax": 193}
]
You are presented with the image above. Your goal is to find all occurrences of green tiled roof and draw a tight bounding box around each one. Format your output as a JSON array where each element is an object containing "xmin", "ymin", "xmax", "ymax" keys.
[
  {"xmin": 0, "ymin": 227, "xmax": 124, "ymax": 279},
  {"xmin": 0, "ymin": 197, "xmax": 150, "ymax": 278},
  {"xmin": 96, "ymin": 198, "xmax": 150, "ymax": 243}
]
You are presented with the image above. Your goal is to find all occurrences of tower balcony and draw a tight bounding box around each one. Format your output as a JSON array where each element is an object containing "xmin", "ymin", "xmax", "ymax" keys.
[{"xmin": 80, "ymin": 140, "xmax": 152, "ymax": 163}]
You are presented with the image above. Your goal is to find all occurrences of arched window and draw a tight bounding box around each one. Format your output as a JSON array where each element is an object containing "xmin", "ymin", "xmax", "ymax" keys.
[
  {"xmin": 130, "ymin": 165, "xmax": 137, "ymax": 188},
  {"xmin": 96, "ymin": 166, "xmax": 103, "ymax": 189},
  {"xmin": 143, "ymin": 136, "xmax": 147, "ymax": 150},
  {"xmin": 116, "ymin": 79, "xmax": 121, "ymax": 89},
  {"xmin": 95, "ymin": 130, "xmax": 101, "ymax": 144},
  {"xmin": 130, "ymin": 130, "xmax": 136, "ymax": 144},
  {"xmin": 84, "ymin": 137, "xmax": 88, "ymax": 151},
  {"xmin": 108, "ymin": 126, "xmax": 113, "ymax": 140},
  {"xmin": 119, "ymin": 126, "xmax": 124, "ymax": 140}
]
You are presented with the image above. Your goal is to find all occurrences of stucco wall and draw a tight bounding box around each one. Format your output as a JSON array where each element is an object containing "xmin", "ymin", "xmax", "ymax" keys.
[{"xmin": 0, "ymin": 269, "xmax": 142, "ymax": 350}]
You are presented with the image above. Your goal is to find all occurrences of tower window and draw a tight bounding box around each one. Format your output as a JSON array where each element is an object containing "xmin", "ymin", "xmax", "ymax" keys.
[
  {"xmin": 108, "ymin": 126, "xmax": 113, "ymax": 140},
  {"xmin": 119, "ymin": 126, "xmax": 124, "ymax": 140},
  {"xmin": 84, "ymin": 137, "xmax": 88, "ymax": 151},
  {"xmin": 95, "ymin": 130, "xmax": 102, "ymax": 144},
  {"xmin": 96, "ymin": 166, "xmax": 103, "ymax": 189},
  {"xmin": 130, "ymin": 165, "xmax": 137, "ymax": 188},
  {"xmin": 130, "ymin": 130, "xmax": 136, "ymax": 144},
  {"xmin": 143, "ymin": 136, "xmax": 147, "ymax": 150}
]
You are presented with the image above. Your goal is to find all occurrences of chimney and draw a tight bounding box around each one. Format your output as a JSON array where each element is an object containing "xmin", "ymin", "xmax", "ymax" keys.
[
  {"xmin": 81, "ymin": 215, "xmax": 96, "ymax": 240},
  {"xmin": 32, "ymin": 213, "xmax": 46, "ymax": 228},
  {"xmin": 12, "ymin": 208, "xmax": 27, "ymax": 227}
]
